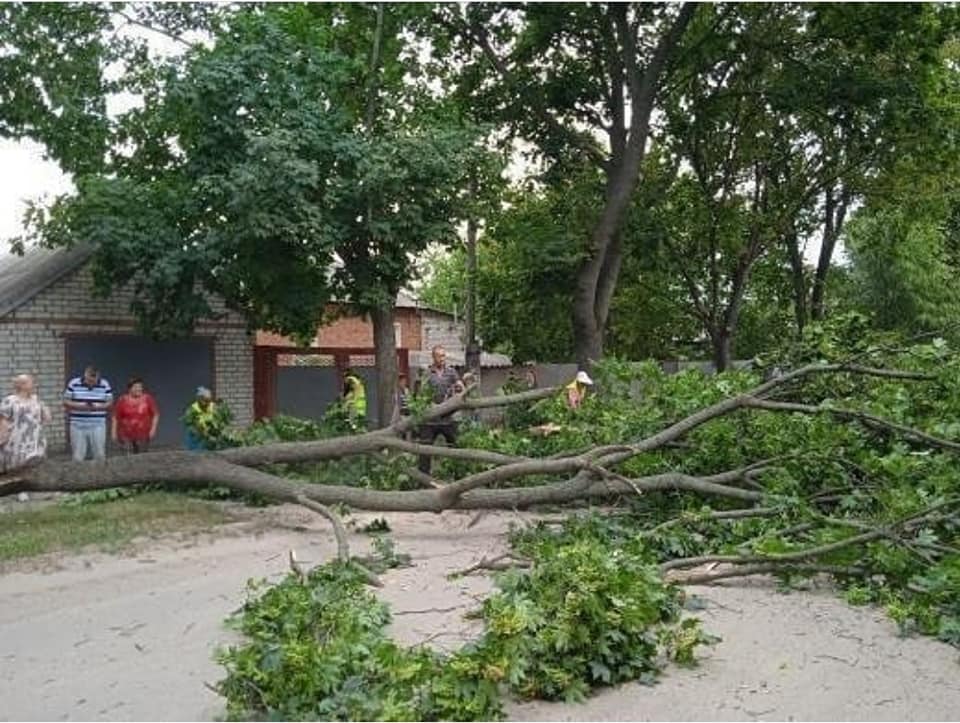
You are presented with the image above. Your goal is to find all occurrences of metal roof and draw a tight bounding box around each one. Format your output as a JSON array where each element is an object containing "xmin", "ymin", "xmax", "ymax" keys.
[
  {"xmin": 0, "ymin": 244, "xmax": 95, "ymax": 319},
  {"xmin": 395, "ymin": 288, "xmax": 454, "ymax": 316},
  {"xmin": 0, "ymin": 244, "xmax": 456, "ymax": 323}
]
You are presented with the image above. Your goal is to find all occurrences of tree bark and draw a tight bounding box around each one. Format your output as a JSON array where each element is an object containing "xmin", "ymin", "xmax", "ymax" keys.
[
  {"xmin": 371, "ymin": 303, "xmax": 397, "ymax": 428},
  {"xmin": 573, "ymin": 4, "xmax": 696, "ymax": 369},
  {"xmin": 785, "ymin": 229, "xmax": 808, "ymax": 337},
  {"xmin": 711, "ymin": 329, "xmax": 732, "ymax": 373},
  {"xmin": 810, "ymin": 186, "xmax": 850, "ymax": 321}
]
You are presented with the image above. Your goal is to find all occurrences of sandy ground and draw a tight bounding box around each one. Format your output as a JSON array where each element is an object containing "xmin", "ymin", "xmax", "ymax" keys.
[{"xmin": 1, "ymin": 504, "xmax": 959, "ymax": 722}]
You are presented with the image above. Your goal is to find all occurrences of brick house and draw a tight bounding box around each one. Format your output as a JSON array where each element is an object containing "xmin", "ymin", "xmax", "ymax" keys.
[
  {"xmin": 0, "ymin": 245, "xmax": 254, "ymax": 450},
  {"xmin": 254, "ymin": 291, "xmax": 511, "ymax": 423},
  {"xmin": 255, "ymin": 290, "xmax": 489, "ymax": 365}
]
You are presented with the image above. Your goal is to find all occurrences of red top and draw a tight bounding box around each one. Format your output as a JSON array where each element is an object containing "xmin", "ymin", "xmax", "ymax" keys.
[{"xmin": 114, "ymin": 393, "xmax": 158, "ymax": 442}]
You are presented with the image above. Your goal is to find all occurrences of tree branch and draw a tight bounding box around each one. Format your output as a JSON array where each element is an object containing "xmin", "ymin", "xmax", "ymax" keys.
[
  {"xmin": 743, "ymin": 398, "xmax": 960, "ymax": 453},
  {"xmin": 668, "ymin": 563, "xmax": 866, "ymax": 586}
]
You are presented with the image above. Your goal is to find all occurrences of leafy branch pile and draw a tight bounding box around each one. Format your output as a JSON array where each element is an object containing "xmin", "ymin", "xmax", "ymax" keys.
[{"xmin": 216, "ymin": 533, "xmax": 713, "ymax": 721}]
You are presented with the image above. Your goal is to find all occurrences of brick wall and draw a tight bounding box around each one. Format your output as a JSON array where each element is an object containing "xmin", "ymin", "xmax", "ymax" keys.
[
  {"xmin": 256, "ymin": 306, "xmax": 423, "ymax": 350},
  {"xmin": 0, "ymin": 263, "xmax": 253, "ymax": 450},
  {"xmin": 421, "ymin": 309, "xmax": 465, "ymax": 354}
]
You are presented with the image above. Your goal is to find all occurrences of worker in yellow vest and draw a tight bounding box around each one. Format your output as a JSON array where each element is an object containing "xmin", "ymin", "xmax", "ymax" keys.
[
  {"xmin": 565, "ymin": 370, "xmax": 594, "ymax": 410},
  {"xmin": 342, "ymin": 369, "xmax": 367, "ymax": 430}
]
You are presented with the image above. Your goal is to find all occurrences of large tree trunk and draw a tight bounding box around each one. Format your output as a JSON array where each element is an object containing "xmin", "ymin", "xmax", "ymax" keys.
[
  {"xmin": 785, "ymin": 229, "xmax": 808, "ymax": 338},
  {"xmin": 572, "ymin": 4, "xmax": 696, "ymax": 370},
  {"xmin": 371, "ymin": 303, "xmax": 397, "ymax": 428},
  {"xmin": 810, "ymin": 187, "xmax": 850, "ymax": 321},
  {"xmin": 711, "ymin": 328, "xmax": 732, "ymax": 373}
]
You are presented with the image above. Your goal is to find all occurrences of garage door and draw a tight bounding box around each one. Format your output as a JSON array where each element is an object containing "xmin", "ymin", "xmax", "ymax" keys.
[{"xmin": 65, "ymin": 335, "xmax": 215, "ymax": 447}]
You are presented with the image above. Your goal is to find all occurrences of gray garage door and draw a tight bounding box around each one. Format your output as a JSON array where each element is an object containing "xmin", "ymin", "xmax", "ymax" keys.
[
  {"xmin": 65, "ymin": 334, "xmax": 214, "ymax": 447},
  {"xmin": 275, "ymin": 366, "xmax": 380, "ymax": 426}
]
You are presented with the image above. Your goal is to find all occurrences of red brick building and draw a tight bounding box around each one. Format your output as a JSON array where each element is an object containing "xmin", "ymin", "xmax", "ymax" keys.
[{"xmin": 253, "ymin": 291, "xmax": 511, "ymax": 423}]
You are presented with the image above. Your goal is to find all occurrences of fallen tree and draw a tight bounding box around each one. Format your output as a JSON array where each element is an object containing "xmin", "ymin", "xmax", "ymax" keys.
[
  {"xmin": 6, "ymin": 333, "xmax": 960, "ymax": 719},
  {"xmin": 2, "ymin": 349, "xmax": 959, "ymax": 589},
  {"xmin": 0, "ymin": 361, "xmax": 941, "ymax": 510}
]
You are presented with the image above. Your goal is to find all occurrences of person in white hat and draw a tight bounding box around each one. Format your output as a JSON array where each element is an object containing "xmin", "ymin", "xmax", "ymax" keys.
[{"xmin": 565, "ymin": 370, "xmax": 594, "ymax": 410}]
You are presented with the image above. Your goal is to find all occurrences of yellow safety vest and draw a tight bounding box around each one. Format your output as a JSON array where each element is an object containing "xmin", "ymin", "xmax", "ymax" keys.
[
  {"xmin": 565, "ymin": 380, "xmax": 586, "ymax": 407},
  {"xmin": 345, "ymin": 374, "xmax": 367, "ymax": 416},
  {"xmin": 188, "ymin": 400, "xmax": 217, "ymax": 433}
]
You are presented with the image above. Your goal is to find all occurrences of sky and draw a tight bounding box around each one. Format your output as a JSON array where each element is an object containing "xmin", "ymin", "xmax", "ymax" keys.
[{"xmin": 0, "ymin": 138, "xmax": 74, "ymax": 244}]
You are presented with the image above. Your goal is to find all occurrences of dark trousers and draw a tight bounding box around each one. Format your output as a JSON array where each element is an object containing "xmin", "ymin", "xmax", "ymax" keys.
[
  {"xmin": 123, "ymin": 439, "xmax": 150, "ymax": 454},
  {"xmin": 417, "ymin": 422, "xmax": 458, "ymax": 474}
]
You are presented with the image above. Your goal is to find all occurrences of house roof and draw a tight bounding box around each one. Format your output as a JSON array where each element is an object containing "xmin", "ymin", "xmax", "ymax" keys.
[
  {"xmin": 395, "ymin": 288, "xmax": 454, "ymax": 316},
  {"xmin": 0, "ymin": 244, "xmax": 95, "ymax": 319},
  {"xmin": 0, "ymin": 244, "xmax": 456, "ymax": 324}
]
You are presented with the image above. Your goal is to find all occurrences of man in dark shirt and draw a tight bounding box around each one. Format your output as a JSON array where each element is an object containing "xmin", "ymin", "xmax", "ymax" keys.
[{"xmin": 418, "ymin": 345, "xmax": 461, "ymax": 474}]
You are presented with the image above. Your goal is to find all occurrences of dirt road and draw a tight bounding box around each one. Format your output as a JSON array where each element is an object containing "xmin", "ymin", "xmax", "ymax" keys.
[{"xmin": 1, "ymin": 505, "xmax": 958, "ymax": 721}]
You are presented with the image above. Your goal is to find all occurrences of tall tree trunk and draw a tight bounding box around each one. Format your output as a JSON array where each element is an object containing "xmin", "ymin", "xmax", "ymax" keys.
[
  {"xmin": 712, "ymin": 329, "xmax": 732, "ymax": 373},
  {"xmin": 810, "ymin": 187, "xmax": 850, "ymax": 321},
  {"xmin": 785, "ymin": 230, "xmax": 808, "ymax": 338},
  {"xmin": 365, "ymin": 3, "xmax": 392, "ymax": 428},
  {"xmin": 572, "ymin": 4, "xmax": 696, "ymax": 370},
  {"xmin": 371, "ymin": 303, "xmax": 397, "ymax": 428},
  {"xmin": 464, "ymin": 217, "xmax": 481, "ymax": 375}
]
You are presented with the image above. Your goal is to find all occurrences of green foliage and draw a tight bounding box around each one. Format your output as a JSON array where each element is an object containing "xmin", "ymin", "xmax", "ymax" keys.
[
  {"xmin": 472, "ymin": 534, "xmax": 712, "ymax": 702},
  {"xmin": 231, "ymin": 412, "xmax": 348, "ymax": 447},
  {"xmin": 0, "ymin": 3, "xmax": 112, "ymax": 175},
  {"xmin": 59, "ymin": 486, "xmax": 141, "ymax": 507},
  {"xmin": 23, "ymin": 4, "xmax": 492, "ymax": 342},
  {"xmin": 217, "ymin": 528, "xmax": 712, "ymax": 720},
  {"xmin": 846, "ymin": 205, "xmax": 960, "ymax": 337},
  {"xmin": 216, "ymin": 562, "xmax": 502, "ymax": 721}
]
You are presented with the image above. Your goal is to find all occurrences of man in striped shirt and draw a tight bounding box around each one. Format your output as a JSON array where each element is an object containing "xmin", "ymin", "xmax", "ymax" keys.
[{"xmin": 63, "ymin": 364, "xmax": 113, "ymax": 462}]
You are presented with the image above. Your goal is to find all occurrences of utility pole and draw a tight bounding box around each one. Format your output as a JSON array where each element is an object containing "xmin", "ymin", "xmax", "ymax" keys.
[{"xmin": 464, "ymin": 216, "xmax": 481, "ymax": 377}]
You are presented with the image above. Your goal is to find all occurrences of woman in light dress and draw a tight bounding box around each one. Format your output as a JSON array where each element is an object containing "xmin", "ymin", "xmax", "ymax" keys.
[{"xmin": 0, "ymin": 374, "xmax": 51, "ymax": 471}]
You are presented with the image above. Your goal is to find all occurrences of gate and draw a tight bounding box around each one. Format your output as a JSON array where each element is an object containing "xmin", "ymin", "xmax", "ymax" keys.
[{"xmin": 254, "ymin": 346, "xmax": 410, "ymax": 427}]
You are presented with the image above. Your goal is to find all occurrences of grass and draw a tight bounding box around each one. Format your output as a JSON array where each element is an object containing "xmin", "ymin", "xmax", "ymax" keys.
[{"xmin": 0, "ymin": 491, "xmax": 232, "ymax": 563}]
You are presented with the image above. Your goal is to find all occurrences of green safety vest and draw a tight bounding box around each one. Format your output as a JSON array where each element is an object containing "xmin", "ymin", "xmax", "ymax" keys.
[
  {"xmin": 345, "ymin": 374, "xmax": 367, "ymax": 416},
  {"xmin": 188, "ymin": 400, "xmax": 217, "ymax": 433}
]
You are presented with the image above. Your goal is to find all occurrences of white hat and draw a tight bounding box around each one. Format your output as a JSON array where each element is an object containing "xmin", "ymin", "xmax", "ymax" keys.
[
  {"xmin": 575, "ymin": 371, "xmax": 594, "ymax": 386},
  {"xmin": 196, "ymin": 386, "xmax": 213, "ymax": 399}
]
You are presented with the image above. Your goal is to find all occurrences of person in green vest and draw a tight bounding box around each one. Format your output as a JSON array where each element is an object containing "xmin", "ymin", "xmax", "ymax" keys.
[
  {"xmin": 342, "ymin": 369, "xmax": 367, "ymax": 430},
  {"xmin": 184, "ymin": 386, "xmax": 219, "ymax": 450}
]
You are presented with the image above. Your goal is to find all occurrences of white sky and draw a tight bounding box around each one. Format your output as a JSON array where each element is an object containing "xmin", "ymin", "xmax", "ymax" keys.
[{"xmin": 0, "ymin": 138, "xmax": 74, "ymax": 244}]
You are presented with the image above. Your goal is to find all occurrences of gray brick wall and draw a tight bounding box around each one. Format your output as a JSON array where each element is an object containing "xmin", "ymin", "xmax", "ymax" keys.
[
  {"xmin": 421, "ymin": 310, "xmax": 464, "ymax": 354},
  {"xmin": 0, "ymin": 263, "xmax": 253, "ymax": 451}
]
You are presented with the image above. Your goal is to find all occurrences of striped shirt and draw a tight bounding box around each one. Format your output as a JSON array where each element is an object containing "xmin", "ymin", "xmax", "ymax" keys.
[{"xmin": 63, "ymin": 376, "xmax": 113, "ymax": 426}]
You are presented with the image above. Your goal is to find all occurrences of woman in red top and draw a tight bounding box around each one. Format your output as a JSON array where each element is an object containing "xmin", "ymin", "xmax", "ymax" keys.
[{"xmin": 111, "ymin": 378, "xmax": 159, "ymax": 454}]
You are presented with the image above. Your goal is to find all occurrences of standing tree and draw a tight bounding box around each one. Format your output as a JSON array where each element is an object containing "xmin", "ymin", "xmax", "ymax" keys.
[
  {"xmin": 430, "ymin": 2, "xmax": 698, "ymax": 368},
  {"xmin": 648, "ymin": 3, "xmax": 957, "ymax": 368},
  {"xmin": 21, "ymin": 4, "xmax": 490, "ymax": 426}
]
